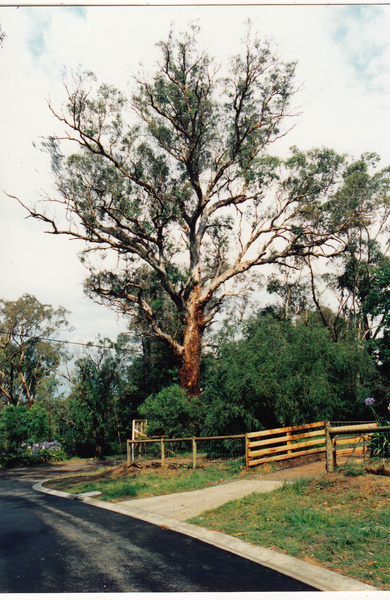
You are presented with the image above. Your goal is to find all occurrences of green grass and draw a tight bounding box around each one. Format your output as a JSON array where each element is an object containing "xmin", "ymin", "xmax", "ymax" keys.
[
  {"xmin": 48, "ymin": 458, "xmax": 245, "ymax": 501},
  {"xmin": 338, "ymin": 462, "xmax": 366, "ymax": 477},
  {"xmin": 188, "ymin": 475, "xmax": 390, "ymax": 590}
]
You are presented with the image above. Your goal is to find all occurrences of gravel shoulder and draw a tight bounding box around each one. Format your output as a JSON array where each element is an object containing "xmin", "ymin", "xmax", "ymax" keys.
[{"xmin": 0, "ymin": 458, "xmax": 119, "ymax": 481}]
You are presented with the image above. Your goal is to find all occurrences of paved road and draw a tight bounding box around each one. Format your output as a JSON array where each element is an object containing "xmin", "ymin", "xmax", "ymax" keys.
[{"xmin": 0, "ymin": 469, "xmax": 318, "ymax": 593}]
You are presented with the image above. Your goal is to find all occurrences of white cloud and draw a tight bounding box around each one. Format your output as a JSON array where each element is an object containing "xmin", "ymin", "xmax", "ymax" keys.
[
  {"xmin": 1, "ymin": 4, "xmax": 390, "ymax": 346},
  {"xmin": 331, "ymin": 6, "xmax": 390, "ymax": 93}
]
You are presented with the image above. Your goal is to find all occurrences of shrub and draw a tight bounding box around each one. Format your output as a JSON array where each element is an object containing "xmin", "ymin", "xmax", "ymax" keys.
[
  {"xmin": 0, "ymin": 439, "xmax": 67, "ymax": 468},
  {"xmin": 364, "ymin": 397, "xmax": 390, "ymax": 459},
  {"xmin": 369, "ymin": 429, "xmax": 390, "ymax": 459},
  {"xmin": 138, "ymin": 384, "xmax": 198, "ymax": 438}
]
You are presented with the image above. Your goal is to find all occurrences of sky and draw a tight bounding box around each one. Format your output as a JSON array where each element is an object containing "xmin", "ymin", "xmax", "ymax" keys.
[{"xmin": 0, "ymin": 2, "xmax": 390, "ymax": 351}]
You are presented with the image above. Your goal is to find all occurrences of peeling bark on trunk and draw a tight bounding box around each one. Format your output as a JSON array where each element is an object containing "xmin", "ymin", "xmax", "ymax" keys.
[{"xmin": 178, "ymin": 286, "xmax": 205, "ymax": 397}]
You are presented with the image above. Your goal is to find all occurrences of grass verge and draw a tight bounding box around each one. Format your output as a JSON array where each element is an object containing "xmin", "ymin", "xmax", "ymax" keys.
[
  {"xmin": 188, "ymin": 472, "xmax": 390, "ymax": 590},
  {"xmin": 45, "ymin": 458, "xmax": 246, "ymax": 501}
]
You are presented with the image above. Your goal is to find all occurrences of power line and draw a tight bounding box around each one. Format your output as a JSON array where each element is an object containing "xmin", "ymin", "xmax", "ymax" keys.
[{"xmin": 0, "ymin": 331, "xmax": 129, "ymax": 351}]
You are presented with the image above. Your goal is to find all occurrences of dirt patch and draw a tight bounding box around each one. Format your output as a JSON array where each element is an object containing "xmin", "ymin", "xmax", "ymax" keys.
[
  {"xmin": 43, "ymin": 459, "xmax": 198, "ymax": 490},
  {"xmin": 109, "ymin": 460, "xmax": 201, "ymax": 475},
  {"xmin": 44, "ymin": 463, "xmax": 133, "ymax": 489},
  {"xmin": 312, "ymin": 472, "xmax": 390, "ymax": 495},
  {"xmin": 257, "ymin": 457, "xmax": 390, "ymax": 509},
  {"xmin": 0, "ymin": 458, "xmax": 119, "ymax": 481},
  {"xmin": 44, "ymin": 472, "xmax": 108, "ymax": 489},
  {"xmin": 366, "ymin": 462, "xmax": 390, "ymax": 476},
  {"xmin": 251, "ymin": 456, "xmax": 329, "ymax": 481}
]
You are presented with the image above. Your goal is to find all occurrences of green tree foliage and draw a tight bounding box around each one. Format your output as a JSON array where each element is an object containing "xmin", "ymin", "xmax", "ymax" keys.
[
  {"xmin": 0, "ymin": 406, "xmax": 31, "ymax": 456},
  {"xmin": 0, "ymin": 294, "xmax": 70, "ymax": 408},
  {"xmin": 0, "ymin": 401, "xmax": 64, "ymax": 467},
  {"xmin": 18, "ymin": 24, "xmax": 365, "ymax": 396},
  {"xmin": 265, "ymin": 268, "xmax": 309, "ymax": 321},
  {"xmin": 307, "ymin": 153, "xmax": 390, "ymax": 342},
  {"xmin": 128, "ymin": 334, "xmax": 179, "ymax": 407},
  {"xmin": 55, "ymin": 335, "xmax": 134, "ymax": 458},
  {"xmin": 200, "ymin": 312, "xmax": 378, "ymax": 434},
  {"xmin": 138, "ymin": 384, "xmax": 197, "ymax": 439},
  {"xmin": 362, "ymin": 257, "xmax": 390, "ymax": 395}
]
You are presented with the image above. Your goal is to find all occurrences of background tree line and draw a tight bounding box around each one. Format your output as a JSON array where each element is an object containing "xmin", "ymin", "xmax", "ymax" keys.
[{"xmin": 1, "ymin": 276, "xmax": 389, "ymax": 466}]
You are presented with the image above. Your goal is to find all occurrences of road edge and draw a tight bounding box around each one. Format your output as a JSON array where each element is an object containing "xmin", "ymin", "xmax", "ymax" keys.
[{"xmin": 33, "ymin": 481, "xmax": 376, "ymax": 592}]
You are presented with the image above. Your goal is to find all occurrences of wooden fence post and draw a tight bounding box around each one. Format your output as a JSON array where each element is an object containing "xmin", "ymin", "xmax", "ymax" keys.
[
  {"xmin": 161, "ymin": 439, "xmax": 165, "ymax": 468},
  {"xmin": 333, "ymin": 436, "xmax": 337, "ymax": 470},
  {"xmin": 245, "ymin": 433, "xmax": 249, "ymax": 470},
  {"xmin": 325, "ymin": 421, "xmax": 334, "ymax": 473},
  {"xmin": 192, "ymin": 437, "xmax": 197, "ymax": 470},
  {"xmin": 286, "ymin": 429, "xmax": 292, "ymax": 455},
  {"xmin": 127, "ymin": 439, "xmax": 131, "ymax": 467}
]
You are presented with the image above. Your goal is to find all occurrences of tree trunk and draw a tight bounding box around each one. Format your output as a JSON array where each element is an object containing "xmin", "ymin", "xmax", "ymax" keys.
[
  {"xmin": 95, "ymin": 426, "xmax": 105, "ymax": 460},
  {"xmin": 179, "ymin": 287, "xmax": 205, "ymax": 397}
]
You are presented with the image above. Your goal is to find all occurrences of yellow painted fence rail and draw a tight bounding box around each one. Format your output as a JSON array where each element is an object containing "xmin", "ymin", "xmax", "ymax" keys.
[{"xmin": 246, "ymin": 421, "xmax": 326, "ymax": 468}]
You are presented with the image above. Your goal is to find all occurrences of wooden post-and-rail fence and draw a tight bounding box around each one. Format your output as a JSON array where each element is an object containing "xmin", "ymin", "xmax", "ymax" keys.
[
  {"xmin": 126, "ymin": 435, "xmax": 245, "ymax": 470},
  {"xmin": 324, "ymin": 422, "xmax": 390, "ymax": 472},
  {"xmin": 126, "ymin": 421, "xmax": 385, "ymax": 471},
  {"xmin": 246, "ymin": 421, "xmax": 327, "ymax": 468}
]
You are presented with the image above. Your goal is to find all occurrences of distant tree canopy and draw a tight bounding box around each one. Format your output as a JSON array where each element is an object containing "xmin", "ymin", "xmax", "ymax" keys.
[
  {"xmin": 53, "ymin": 334, "xmax": 135, "ymax": 458},
  {"xmin": 1, "ymin": 287, "xmax": 389, "ymax": 464},
  {"xmin": 0, "ymin": 294, "xmax": 69, "ymax": 408},
  {"xmin": 305, "ymin": 153, "xmax": 390, "ymax": 343},
  {"xmin": 17, "ymin": 23, "xmax": 384, "ymax": 397}
]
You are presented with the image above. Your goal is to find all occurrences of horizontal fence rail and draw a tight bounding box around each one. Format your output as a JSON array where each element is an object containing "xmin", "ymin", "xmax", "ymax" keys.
[
  {"xmin": 126, "ymin": 435, "xmax": 246, "ymax": 469},
  {"xmin": 325, "ymin": 422, "xmax": 384, "ymax": 472},
  {"xmin": 246, "ymin": 421, "xmax": 326, "ymax": 468},
  {"xmin": 330, "ymin": 421, "xmax": 376, "ymax": 427},
  {"xmin": 126, "ymin": 421, "xmax": 386, "ymax": 473}
]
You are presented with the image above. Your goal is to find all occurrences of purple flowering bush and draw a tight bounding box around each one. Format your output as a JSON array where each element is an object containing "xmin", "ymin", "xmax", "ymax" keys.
[
  {"xmin": 0, "ymin": 405, "xmax": 68, "ymax": 468},
  {"xmin": 0, "ymin": 440, "xmax": 67, "ymax": 468},
  {"xmin": 21, "ymin": 441, "xmax": 67, "ymax": 464},
  {"xmin": 365, "ymin": 397, "xmax": 375, "ymax": 406}
]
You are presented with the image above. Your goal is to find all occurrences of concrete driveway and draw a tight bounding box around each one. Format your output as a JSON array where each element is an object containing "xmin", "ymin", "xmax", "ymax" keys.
[{"xmin": 118, "ymin": 478, "xmax": 284, "ymax": 520}]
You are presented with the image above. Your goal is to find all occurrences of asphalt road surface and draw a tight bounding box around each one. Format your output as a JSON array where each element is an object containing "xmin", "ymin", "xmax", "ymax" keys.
[{"xmin": 0, "ymin": 468, "xmax": 318, "ymax": 593}]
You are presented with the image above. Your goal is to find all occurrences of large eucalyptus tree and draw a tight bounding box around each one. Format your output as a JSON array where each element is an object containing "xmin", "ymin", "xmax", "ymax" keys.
[{"xmin": 18, "ymin": 25, "xmax": 355, "ymax": 395}]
